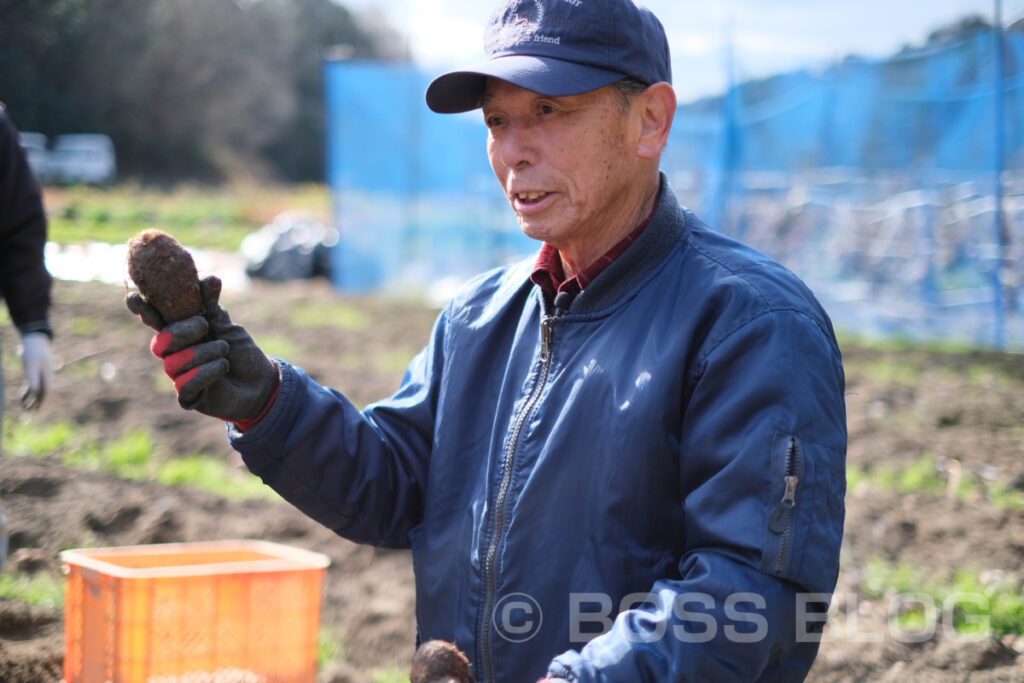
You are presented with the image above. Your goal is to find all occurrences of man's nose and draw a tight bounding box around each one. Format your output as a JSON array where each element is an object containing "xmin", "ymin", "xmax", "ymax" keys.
[{"xmin": 496, "ymin": 121, "xmax": 540, "ymax": 169}]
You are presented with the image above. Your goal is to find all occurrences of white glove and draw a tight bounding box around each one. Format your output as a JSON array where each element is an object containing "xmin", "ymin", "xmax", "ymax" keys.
[{"xmin": 20, "ymin": 332, "xmax": 54, "ymax": 410}]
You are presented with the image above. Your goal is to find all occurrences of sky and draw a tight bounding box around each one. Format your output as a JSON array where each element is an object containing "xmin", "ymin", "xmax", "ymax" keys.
[{"xmin": 346, "ymin": 0, "xmax": 1024, "ymax": 103}]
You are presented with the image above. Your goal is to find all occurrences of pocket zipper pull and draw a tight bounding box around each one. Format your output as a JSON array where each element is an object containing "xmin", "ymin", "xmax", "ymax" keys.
[
  {"xmin": 768, "ymin": 475, "xmax": 800, "ymax": 533},
  {"xmin": 782, "ymin": 475, "xmax": 799, "ymax": 506}
]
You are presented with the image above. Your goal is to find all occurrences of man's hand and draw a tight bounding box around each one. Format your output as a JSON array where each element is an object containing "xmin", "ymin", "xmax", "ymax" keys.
[
  {"xmin": 127, "ymin": 275, "xmax": 278, "ymax": 422},
  {"xmin": 19, "ymin": 331, "xmax": 53, "ymax": 410}
]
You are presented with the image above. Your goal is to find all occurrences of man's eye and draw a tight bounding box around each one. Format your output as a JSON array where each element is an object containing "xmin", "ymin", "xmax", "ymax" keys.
[
  {"xmin": 486, "ymin": 115, "xmax": 504, "ymax": 128},
  {"xmin": 539, "ymin": 104, "xmax": 556, "ymax": 115}
]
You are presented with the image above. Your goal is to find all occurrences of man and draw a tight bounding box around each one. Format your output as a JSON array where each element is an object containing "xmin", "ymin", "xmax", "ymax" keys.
[
  {"xmin": 130, "ymin": 0, "xmax": 846, "ymax": 680},
  {"xmin": 0, "ymin": 104, "xmax": 55, "ymax": 571}
]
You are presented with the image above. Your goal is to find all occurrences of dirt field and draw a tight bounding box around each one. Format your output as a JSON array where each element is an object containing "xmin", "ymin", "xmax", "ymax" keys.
[{"xmin": 1, "ymin": 278, "xmax": 1023, "ymax": 682}]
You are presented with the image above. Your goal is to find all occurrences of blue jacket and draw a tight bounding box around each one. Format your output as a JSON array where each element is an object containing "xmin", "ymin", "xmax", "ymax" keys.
[{"xmin": 231, "ymin": 178, "xmax": 847, "ymax": 682}]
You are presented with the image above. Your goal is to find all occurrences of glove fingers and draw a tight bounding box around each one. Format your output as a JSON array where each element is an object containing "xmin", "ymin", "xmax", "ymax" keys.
[
  {"xmin": 162, "ymin": 340, "xmax": 230, "ymax": 380},
  {"xmin": 150, "ymin": 316, "xmax": 209, "ymax": 358},
  {"xmin": 177, "ymin": 358, "xmax": 230, "ymax": 410},
  {"xmin": 29, "ymin": 366, "xmax": 54, "ymax": 410},
  {"xmin": 21, "ymin": 385, "xmax": 43, "ymax": 411},
  {"xmin": 21, "ymin": 366, "xmax": 44, "ymax": 410},
  {"xmin": 200, "ymin": 275, "xmax": 236, "ymax": 335},
  {"xmin": 126, "ymin": 292, "xmax": 166, "ymax": 331}
]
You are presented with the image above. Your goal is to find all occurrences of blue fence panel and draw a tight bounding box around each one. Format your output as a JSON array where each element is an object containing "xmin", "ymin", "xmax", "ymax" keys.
[
  {"xmin": 324, "ymin": 30, "xmax": 1023, "ymax": 348},
  {"xmin": 324, "ymin": 61, "xmax": 529, "ymax": 296}
]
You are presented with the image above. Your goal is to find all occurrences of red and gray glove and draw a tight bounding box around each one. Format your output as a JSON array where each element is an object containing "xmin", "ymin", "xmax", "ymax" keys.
[{"xmin": 126, "ymin": 276, "xmax": 279, "ymax": 423}]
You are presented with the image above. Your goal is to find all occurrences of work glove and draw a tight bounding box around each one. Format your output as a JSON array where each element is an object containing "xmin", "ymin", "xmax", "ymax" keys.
[
  {"xmin": 126, "ymin": 276, "xmax": 279, "ymax": 422},
  {"xmin": 20, "ymin": 331, "xmax": 54, "ymax": 410}
]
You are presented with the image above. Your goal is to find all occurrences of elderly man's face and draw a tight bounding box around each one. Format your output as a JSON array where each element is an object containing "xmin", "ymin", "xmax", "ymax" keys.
[{"xmin": 483, "ymin": 79, "xmax": 645, "ymax": 253}]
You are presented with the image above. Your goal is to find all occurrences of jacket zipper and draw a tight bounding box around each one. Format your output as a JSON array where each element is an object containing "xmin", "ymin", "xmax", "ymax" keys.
[
  {"xmin": 480, "ymin": 309, "xmax": 559, "ymax": 682},
  {"xmin": 768, "ymin": 437, "xmax": 801, "ymax": 574}
]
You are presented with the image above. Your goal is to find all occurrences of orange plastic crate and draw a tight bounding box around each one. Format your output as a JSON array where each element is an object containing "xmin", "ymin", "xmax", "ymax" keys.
[{"xmin": 61, "ymin": 540, "xmax": 330, "ymax": 683}]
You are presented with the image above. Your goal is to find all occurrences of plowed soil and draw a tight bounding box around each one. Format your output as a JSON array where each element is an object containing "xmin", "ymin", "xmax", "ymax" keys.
[{"xmin": 1, "ymin": 278, "xmax": 1022, "ymax": 681}]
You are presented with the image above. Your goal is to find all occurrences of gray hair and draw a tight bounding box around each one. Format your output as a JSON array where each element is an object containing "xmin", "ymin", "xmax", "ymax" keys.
[{"xmin": 610, "ymin": 76, "xmax": 650, "ymax": 112}]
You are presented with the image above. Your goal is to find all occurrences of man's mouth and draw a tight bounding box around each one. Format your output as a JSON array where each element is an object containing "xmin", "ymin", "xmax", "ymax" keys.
[{"xmin": 515, "ymin": 191, "xmax": 549, "ymax": 203}]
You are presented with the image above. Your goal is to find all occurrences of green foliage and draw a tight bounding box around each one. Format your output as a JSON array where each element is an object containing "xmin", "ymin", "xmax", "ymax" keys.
[
  {"xmin": 835, "ymin": 332, "xmax": 972, "ymax": 355},
  {"xmin": 0, "ymin": 572, "xmax": 65, "ymax": 610},
  {"xmin": 859, "ymin": 560, "xmax": 1024, "ymax": 637},
  {"xmin": 946, "ymin": 571, "xmax": 1024, "ymax": 637},
  {"xmin": 103, "ymin": 431, "xmax": 154, "ymax": 476},
  {"xmin": 966, "ymin": 364, "xmax": 1014, "ymax": 389},
  {"xmin": 48, "ymin": 217, "xmax": 252, "ymax": 251},
  {"xmin": 60, "ymin": 430, "xmax": 153, "ymax": 480},
  {"xmin": 155, "ymin": 456, "xmax": 278, "ymax": 502},
  {"xmin": 858, "ymin": 359, "xmax": 923, "ymax": 386},
  {"xmin": 367, "ymin": 668, "xmax": 410, "ymax": 683},
  {"xmin": 4, "ymin": 418, "xmax": 275, "ymax": 502},
  {"xmin": 45, "ymin": 184, "xmax": 330, "ymax": 249},
  {"xmin": 988, "ymin": 588, "xmax": 1024, "ymax": 637},
  {"xmin": 870, "ymin": 464, "xmax": 900, "ymax": 492},
  {"xmin": 3, "ymin": 419, "xmax": 76, "ymax": 457},
  {"xmin": 289, "ymin": 302, "xmax": 369, "ymax": 331},
  {"xmin": 68, "ymin": 316, "xmax": 98, "ymax": 336},
  {"xmin": 845, "ymin": 453, "xmax": 1024, "ymax": 510},
  {"xmin": 895, "ymin": 607, "xmax": 931, "ymax": 634},
  {"xmin": 896, "ymin": 454, "xmax": 945, "ymax": 495},
  {"xmin": 846, "ymin": 464, "xmax": 868, "ymax": 493},
  {"xmin": 252, "ymin": 334, "xmax": 299, "ymax": 361},
  {"xmin": 317, "ymin": 627, "xmax": 343, "ymax": 671},
  {"xmin": 985, "ymin": 481, "xmax": 1024, "ymax": 511},
  {"xmin": 861, "ymin": 558, "xmax": 921, "ymax": 600},
  {"xmin": 48, "ymin": 191, "xmax": 251, "ymax": 250}
]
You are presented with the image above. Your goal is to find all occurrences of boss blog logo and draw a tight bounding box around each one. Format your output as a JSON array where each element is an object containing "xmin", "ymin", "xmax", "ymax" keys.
[
  {"xmin": 806, "ymin": 591, "xmax": 995, "ymax": 644},
  {"xmin": 570, "ymin": 592, "xmax": 769, "ymax": 644},
  {"xmin": 487, "ymin": 590, "xmax": 997, "ymax": 645},
  {"xmin": 493, "ymin": 592, "xmax": 544, "ymax": 642}
]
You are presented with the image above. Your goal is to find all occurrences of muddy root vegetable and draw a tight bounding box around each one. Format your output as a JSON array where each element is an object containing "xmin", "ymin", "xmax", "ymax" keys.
[
  {"xmin": 410, "ymin": 640, "xmax": 475, "ymax": 683},
  {"xmin": 126, "ymin": 229, "xmax": 203, "ymax": 323}
]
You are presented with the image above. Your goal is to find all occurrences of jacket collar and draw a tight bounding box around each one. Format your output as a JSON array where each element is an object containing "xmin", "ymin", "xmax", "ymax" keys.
[{"xmin": 558, "ymin": 173, "xmax": 689, "ymax": 315}]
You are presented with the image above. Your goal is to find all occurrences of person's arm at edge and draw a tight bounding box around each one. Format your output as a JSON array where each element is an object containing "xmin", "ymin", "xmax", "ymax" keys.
[{"xmin": 0, "ymin": 106, "xmax": 52, "ymax": 337}]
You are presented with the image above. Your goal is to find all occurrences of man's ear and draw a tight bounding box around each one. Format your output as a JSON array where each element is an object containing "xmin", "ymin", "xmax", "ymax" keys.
[{"xmin": 635, "ymin": 82, "xmax": 676, "ymax": 159}]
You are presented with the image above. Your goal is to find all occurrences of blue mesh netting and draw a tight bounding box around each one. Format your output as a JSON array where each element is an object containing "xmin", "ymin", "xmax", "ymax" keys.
[{"xmin": 324, "ymin": 30, "xmax": 1023, "ymax": 348}]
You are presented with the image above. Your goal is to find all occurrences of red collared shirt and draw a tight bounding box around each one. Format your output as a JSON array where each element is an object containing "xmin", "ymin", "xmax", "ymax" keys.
[{"xmin": 529, "ymin": 209, "xmax": 655, "ymax": 303}]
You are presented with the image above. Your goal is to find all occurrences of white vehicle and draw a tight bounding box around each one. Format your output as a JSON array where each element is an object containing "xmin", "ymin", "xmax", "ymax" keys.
[
  {"xmin": 17, "ymin": 132, "xmax": 49, "ymax": 181},
  {"xmin": 48, "ymin": 134, "xmax": 117, "ymax": 185}
]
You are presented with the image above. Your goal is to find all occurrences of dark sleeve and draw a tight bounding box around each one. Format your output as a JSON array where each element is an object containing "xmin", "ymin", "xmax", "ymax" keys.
[
  {"xmin": 229, "ymin": 305, "xmax": 450, "ymax": 548},
  {"xmin": 0, "ymin": 105, "xmax": 53, "ymax": 336}
]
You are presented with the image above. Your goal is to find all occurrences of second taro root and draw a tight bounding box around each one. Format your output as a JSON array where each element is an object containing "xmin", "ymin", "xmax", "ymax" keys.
[{"xmin": 410, "ymin": 640, "xmax": 475, "ymax": 683}]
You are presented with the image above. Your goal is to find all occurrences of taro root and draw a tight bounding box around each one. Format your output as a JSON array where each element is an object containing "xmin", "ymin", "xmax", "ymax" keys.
[
  {"xmin": 126, "ymin": 229, "xmax": 203, "ymax": 323},
  {"xmin": 410, "ymin": 640, "xmax": 475, "ymax": 683}
]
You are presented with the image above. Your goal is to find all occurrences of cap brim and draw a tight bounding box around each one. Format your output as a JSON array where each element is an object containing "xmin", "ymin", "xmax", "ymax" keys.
[{"xmin": 425, "ymin": 55, "xmax": 626, "ymax": 114}]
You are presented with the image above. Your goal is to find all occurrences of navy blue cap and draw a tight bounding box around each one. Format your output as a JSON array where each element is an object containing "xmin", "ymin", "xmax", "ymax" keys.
[{"xmin": 426, "ymin": 0, "xmax": 671, "ymax": 114}]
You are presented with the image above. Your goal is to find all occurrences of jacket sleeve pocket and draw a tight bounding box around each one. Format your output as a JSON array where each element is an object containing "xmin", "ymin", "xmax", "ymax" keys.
[{"xmin": 761, "ymin": 431, "xmax": 845, "ymax": 595}]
